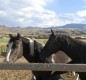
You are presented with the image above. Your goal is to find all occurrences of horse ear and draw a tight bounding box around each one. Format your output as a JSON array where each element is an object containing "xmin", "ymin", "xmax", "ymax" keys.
[
  {"xmin": 17, "ymin": 33, "xmax": 21, "ymax": 38},
  {"xmin": 9, "ymin": 34, "xmax": 13, "ymax": 38},
  {"xmin": 51, "ymin": 29, "xmax": 54, "ymax": 36}
]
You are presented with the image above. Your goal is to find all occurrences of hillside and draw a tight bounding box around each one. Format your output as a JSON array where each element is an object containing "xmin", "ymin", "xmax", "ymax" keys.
[
  {"xmin": 0, "ymin": 25, "xmax": 14, "ymax": 34},
  {"xmin": 62, "ymin": 23, "xmax": 86, "ymax": 29},
  {"xmin": 49, "ymin": 23, "xmax": 86, "ymax": 30},
  {"xmin": 0, "ymin": 24, "xmax": 86, "ymax": 38}
]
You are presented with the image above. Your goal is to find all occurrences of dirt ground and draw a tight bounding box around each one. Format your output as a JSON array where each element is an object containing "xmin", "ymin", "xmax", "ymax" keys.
[{"xmin": 0, "ymin": 57, "xmax": 79, "ymax": 80}]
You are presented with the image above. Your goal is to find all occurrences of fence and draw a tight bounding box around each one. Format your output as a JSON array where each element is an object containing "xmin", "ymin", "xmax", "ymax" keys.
[{"xmin": 0, "ymin": 63, "xmax": 86, "ymax": 72}]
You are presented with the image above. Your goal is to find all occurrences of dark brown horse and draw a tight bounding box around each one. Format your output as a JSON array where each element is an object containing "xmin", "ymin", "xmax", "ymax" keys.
[{"xmin": 40, "ymin": 29, "xmax": 86, "ymax": 80}]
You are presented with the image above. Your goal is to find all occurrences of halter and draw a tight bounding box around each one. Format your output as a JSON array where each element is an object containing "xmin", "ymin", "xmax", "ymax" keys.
[{"xmin": 28, "ymin": 38, "xmax": 34, "ymax": 56}]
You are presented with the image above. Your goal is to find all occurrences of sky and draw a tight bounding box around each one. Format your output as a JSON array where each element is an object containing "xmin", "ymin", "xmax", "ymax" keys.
[{"xmin": 0, "ymin": 0, "xmax": 86, "ymax": 27}]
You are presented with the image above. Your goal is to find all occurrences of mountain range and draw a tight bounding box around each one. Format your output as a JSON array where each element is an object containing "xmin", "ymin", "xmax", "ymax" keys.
[
  {"xmin": 0, "ymin": 23, "xmax": 86, "ymax": 36},
  {"xmin": 49, "ymin": 23, "xmax": 86, "ymax": 30}
]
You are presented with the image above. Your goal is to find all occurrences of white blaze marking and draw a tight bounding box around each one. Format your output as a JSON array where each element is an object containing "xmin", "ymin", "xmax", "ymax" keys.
[
  {"xmin": 6, "ymin": 49, "xmax": 12, "ymax": 61},
  {"xmin": 6, "ymin": 42, "xmax": 13, "ymax": 61}
]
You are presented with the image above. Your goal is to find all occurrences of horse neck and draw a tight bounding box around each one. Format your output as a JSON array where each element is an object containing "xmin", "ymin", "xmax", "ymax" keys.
[
  {"xmin": 22, "ymin": 38, "xmax": 43, "ymax": 63},
  {"xmin": 61, "ymin": 37, "xmax": 86, "ymax": 62},
  {"xmin": 22, "ymin": 38, "xmax": 31, "ymax": 61},
  {"xmin": 33, "ymin": 40, "xmax": 44, "ymax": 63}
]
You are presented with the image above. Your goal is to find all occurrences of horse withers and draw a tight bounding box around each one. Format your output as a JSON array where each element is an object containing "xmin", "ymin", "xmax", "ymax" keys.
[{"xmin": 3, "ymin": 33, "xmax": 71, "ymax": 80}]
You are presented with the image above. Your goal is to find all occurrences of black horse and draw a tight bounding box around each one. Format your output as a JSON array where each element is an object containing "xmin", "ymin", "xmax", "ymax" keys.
[
  {"xmin": 3, "ymin": 33, "xmax": 71, "ymax": 80},
  {"xmin": 40, "ymin": 29, "xmax": 86, "ymax": 80}
]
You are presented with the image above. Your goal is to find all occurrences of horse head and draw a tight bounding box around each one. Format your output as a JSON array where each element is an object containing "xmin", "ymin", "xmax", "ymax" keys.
[
  {"xmin": 4, "ymin": 33, "xmax": 23, "ymax": 63},
  {"xmin": 40, "ymin": 29, "xmax": 62, "ymax": 61}
]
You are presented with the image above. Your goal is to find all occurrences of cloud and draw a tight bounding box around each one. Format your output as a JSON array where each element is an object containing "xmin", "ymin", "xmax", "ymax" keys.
[
  {"xmin": 0, "ymin": 0, "xmax": 58, "ymax": 27},
  {"xmin": 76, "ymin": 10, "xmax": 86, "ymax": 17},
  {"xmin": 58, "ymin": 9, "xmax": 86, "ymax": 25},
  {"xmin": 0, "ymin": 11, "xmax": 7, "ymax": 17},
  {"xmin": 0, "ymin": 0, "xmax": 86, "ymax": 27}
]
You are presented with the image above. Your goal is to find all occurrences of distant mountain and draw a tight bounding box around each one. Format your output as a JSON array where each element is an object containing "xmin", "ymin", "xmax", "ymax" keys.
[
  {"xmin": 0, "ymin": 25, "xmax": 14, "ymax": 34},
  {"xmin": 62, "ymin": 24, "xmax": 86, "ymax": 29},
  {"xmin": 49, "ymin": 23, "xmax": 86, "ymax": 30},
  {"xmin": 0, "ymin": 23, "xmax": 86, "ymax": 36}
]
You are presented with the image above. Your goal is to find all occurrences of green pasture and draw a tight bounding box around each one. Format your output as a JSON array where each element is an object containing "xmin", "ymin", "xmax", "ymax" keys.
[
  {"xmin": 0, "ymin": 38, "xmax": 9, "ymax": 45},
  {"xmin": 0, "ymin": 38, "xmax": 8, "ymax": 55},
  {"xmin": 35, "ymin": 39, "xmax": 47, "ymax": 45}
]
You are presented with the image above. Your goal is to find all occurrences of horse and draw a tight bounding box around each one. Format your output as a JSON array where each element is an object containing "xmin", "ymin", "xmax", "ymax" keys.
[
  {"xmin": 40, "ymin": 29, "xmax": 86, "ymax": 80},
  {"xmin": 3, "ymin": 33, "xmax": 71, "ymax": 80}
]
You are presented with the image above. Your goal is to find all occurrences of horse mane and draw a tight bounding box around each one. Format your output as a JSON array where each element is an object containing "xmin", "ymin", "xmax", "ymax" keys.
[
  {"xmin": 66, "ymin": 35, "xmax": 86, "ymax": 46},
  {"xmin": 56, "ymin": 33, "xmax": 86, "ymax": 46}
]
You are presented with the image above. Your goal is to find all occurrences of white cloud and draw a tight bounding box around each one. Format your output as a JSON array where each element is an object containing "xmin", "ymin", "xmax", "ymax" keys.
[
  {"xmin": 0, "ymin": 0, "xmax": 86, "ymax": 27},
  {"xmin": 59, "ymin": 9, "xmax": 86, "ymax": 25},
  {"xmin": 76, "ymin": 10, "xmax": 86, "ymax": 17},
  {"xmin": 0, "ymin": 0, "xmax": 59, "ymax": 27},
  {"xmin": 0, "ymin": 11, "xmax": 7, "ymax": 17}
]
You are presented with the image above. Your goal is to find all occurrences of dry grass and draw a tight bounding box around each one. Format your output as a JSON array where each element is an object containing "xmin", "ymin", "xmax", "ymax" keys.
[{"xmin": 0, "ymin": 70, "xmax": 32, "ymax": 80}]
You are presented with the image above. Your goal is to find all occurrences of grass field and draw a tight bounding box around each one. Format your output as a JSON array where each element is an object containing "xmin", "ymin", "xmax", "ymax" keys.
[{"xmin": 0, "ymin": 38, "xmax": 9, "ymax": 45}]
